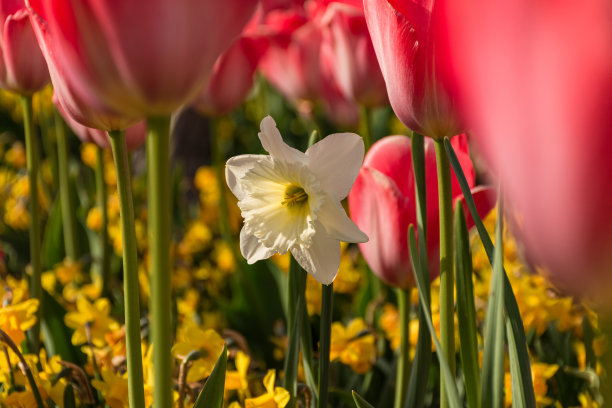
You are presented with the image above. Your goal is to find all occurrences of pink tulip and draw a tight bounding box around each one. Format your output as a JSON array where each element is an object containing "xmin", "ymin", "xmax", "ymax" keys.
[
  {"xmin": 193, "ymin": 35, "xmax": 268, "ymax": 116},
  {"xmin": 259, "ymin": 8, "xmax": 324, "ymax": 104},
  {"xmin": 0, "ymin": 0, "xmax": 48, "ymax": 94},
  {"xmin": 26, "ymin": 0, "xmax": 257, "ymax": 124},
  {"xmin": 363, "ymin": 0, "xmax": 461, "ymax": 138},
  {"xmin": 56, "ymin": 97, "xmax": 146, "ymax": 151},
  {"xmin": 437, "ymin": 0, "xmax": 612, "ymax": 300},
  {"xmin": 348, "ymin": 135, "xmax": 494, "ymax": 288},
  {"xmin": 319, "ymin": 1, "xmax": 387, "ymax": 107}
]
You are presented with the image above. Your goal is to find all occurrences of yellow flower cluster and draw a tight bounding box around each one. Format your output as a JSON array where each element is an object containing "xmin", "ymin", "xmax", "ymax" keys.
[{"xmin": 330, "ymin": 318, "xmax": 376, "ymax": 374}]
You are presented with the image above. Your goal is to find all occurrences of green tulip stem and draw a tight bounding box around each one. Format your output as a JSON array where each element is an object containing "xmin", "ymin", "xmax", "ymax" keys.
[
  {"xmin": 21, "ymin": 95, "xmax": 42, "ymax": 352},
  {"xmin": 434, "ymin": 138, "xmax": 455, "ymax": 408},
  {"xmin": 146, "ymin": 116, "xmax": 173, "ymax": 408},
  {"xmin": 55, "ymin": 112, "xmax": 78, "ymax": 261},
  {"xmin": 360, "ymin": 106, "xmax": 372, "ymax": 151},
  {"xmin": 394, "ymin": 287, "xmax": 411, "ymax": 408},
  {"xmin": 318, "ymin": 282, "xmax": 333, "ymax": 408},
  {"xmin": 108, "ymin": 130, "xmax": 146, "ymax": 408},
  {"xmin": 95, "ymin": 146, "xmax": 111, "ymax": 296}
]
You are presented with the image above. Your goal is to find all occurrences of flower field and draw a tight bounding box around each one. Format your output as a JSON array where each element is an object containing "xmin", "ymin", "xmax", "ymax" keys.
[{"xmin": 0, "ymin": 1, "xmax": 611, "ymax": 407}]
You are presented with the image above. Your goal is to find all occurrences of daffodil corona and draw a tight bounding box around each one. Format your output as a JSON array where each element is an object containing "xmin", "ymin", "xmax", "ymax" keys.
[{"xmin": 226, "ymin": 116, "xmax": 368, "ymax": 284}]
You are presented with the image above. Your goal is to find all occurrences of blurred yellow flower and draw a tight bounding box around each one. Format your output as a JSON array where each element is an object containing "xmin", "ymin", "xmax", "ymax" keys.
[
  {"xmin": 244, "ymin": 370, "xmax": 290, "ymax": 408},
  {"xmin": 504, "ymin": 362, "xmax": 558, "ymax": 407},
  {"xmin": 87, "ymin": 207, "xmax": 102, "ymax": 231},
  {"xmin": 330, "ymin": 318, "xmax": 376, "ymax": 374},
  {"xmin": 172, "ymin": 323, "xmax": 225, "ymax": 382},
  {"xmin": 225, "ymin": 351, "xmax": 250, "ymax": 396},
  {"xmin": 64, "ymin": 297, "xmax": 120, "ymax": 347},
  {"xmin": 0, "ymin": 298, "xmax": 39, "ymax": 345},
  {"xmin": 5, "ymin": 142, "xmax": 26, "ymax": 169}
]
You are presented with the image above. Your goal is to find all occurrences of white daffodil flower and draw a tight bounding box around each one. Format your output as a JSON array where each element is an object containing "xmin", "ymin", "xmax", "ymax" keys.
[{"xmin": 226, "ymin": 116, "xmax": 368, "ymax": 285}]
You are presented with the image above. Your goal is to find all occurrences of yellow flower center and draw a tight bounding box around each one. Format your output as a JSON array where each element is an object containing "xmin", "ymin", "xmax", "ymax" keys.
[{"xmin": 281, "ymin": 185, "xmax": 308, "ymax": 209}]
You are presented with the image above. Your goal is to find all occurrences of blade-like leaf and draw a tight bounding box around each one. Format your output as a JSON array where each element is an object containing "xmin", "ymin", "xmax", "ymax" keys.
[
  {"xmin": 454, "ymin": 205, "xmax": 481, "ymax": 408},
  {"xmin": 444, "ymin": 138, "xmax": 536, "ymax": 407},
  {"xmin": 408, "ymin": 226, "xmax": 462, "ymax": 408},
  {"xmin": 480, "ymin": 203, "xmax": 505, "ymax": 408},
  {"xmin": 194, "ymin": 344, "xmax": 228, "ymax": 408},
  {"xmin": 405, "ymin": 132, "xmax": 432, "ymax": 408},
  {"xmin": 283, "ymin": 291, "xmax": 304, "ymax": 408},
  {"xmin": 353, "ymin": 390, "xmax": 376, "ymax": 408},
  {"xmin": 63, "ymin": 384, "xmax": 76, "ymax": 408}
]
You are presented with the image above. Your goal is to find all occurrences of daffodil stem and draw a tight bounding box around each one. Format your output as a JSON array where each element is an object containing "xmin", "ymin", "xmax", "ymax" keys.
[
  {"xmin": 434, "ymin": 138, "xmax": 455, "ymax": 408},
  {"xmin": 210, "ymin": 118, "xmax": 232, "ymax": 245},
  {"xmin": 146, "ymin": 116, "xmax": 173, "ymax": 408},
  {"xmin": 22, "ymin": 95, "xmax": 42, "ymax": 352},
  {"xmin": 95, "ymin": 146, "xmax": 111, "ymax": 297},
  {"xmin": 360, "ymin": 105, "xmax": 372, "ymax": 151},
  {"xmin": 55, "ymin": 111, "xmax": 78, "ymax": 261},
  {"xmin": 318, "ymin": 283, "xmax": 333, "ymax": 408},
  {"xmin": 394, "ymin": 287, "xmax": 410, "ymax": 408},
  {"xmin": 108, "ymin": 130, "xmax": 146, "ymax": 408}
]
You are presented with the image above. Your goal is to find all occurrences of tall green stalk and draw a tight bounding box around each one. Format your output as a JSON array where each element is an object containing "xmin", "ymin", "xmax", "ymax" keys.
[
  {"xmin": 146, "ymin": 116, "xmax": 173, "ymax": 408},
  {"xmin": 22, "ymin": 95, "xmax": 42, "ymax": 352},
  {"xmin": 95, "ymin": 146, "xmax": 111, "ymax": 296},
  {"xmin": 434, "ymin": 138, "xmax": 455, "ymax": 408},
  {"xmin": 55, "ymin": 112, "xmax": 78, "ymax": 260},
  {"xmin": 394, "ymin": 288, "xmax": 410, "ymax": 408},
  {"xmin": 108, "ymin": 130, "xmax": 145, "ymax": 408},
  {"xmin": 359, "ymin": 106, "xmax": 372, "ymax": 151},
  {"xmin": 318, "ymin": 283, "xmax": 333, "ymax": 408}
]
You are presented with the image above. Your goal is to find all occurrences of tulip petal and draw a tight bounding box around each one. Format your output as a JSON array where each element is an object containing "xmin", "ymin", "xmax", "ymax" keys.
[
  {"xmin": 258, "ymin": 116, "xmax": 306, "ymax": 163},
  {"xmin": 226, "ymin": 155, "xmax": 268, "ymax": 201},
  {"xmin": 240, "ymin": 227, "xmax": 277, "ymax": 264},
  {"xmin": 317, "ymin": 196, "xmax": 368, "ymax": 243},
  {"xmin": 306, "ymin": 132, "xmax": 364, "ymax": 201},
  {"xmin": 348, "ymin": 166, "xmax": 414, "ymax": 288},
  {"xmin": 291, "ymin": 228, "xmax": 341, "ymax": 285}
]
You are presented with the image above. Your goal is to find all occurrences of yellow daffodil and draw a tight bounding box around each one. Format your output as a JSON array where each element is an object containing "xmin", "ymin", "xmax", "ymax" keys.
[
  {"xmin": 172, "ymin": 323, "xmax": 225, "ymax": 382},
  {"xmin": 225, "ymin": 351, "xmax": 250, "ymax": 396},
  {"xmin": 64, "ymin": 297, "xmax": 120, "ymax": 347},
  {"xmin": 330, "ymin": 318, "xmax": 376, "ymax": 374},
  {"xmin": 244, "ymin": 370, "xmax": 289, "ymax": 408},
  {"xmin": 226, "ymin": 116, "xmax": 368, "ymax": 284},
  {"xmin": 0, "ymin": 298, "xmax": 39, "ymax": 345}
]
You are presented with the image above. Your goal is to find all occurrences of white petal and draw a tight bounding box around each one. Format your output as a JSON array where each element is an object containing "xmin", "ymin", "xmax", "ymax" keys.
[
  {"xmin": 306, "ymin": 132, "xmax": 364, "ymax": 201},
  {"xmin": 226, "ymin": 154, "xmax": 268, "ymax": 200},
  {"xmin": 317, "ymin": 196, "xmax": 369, "ymax": 243},
  {"xmin": 240, "ymin": 227, "xmax": 277, "ymax": 264},
  {"xmin": 291, "ymin": 228, "xmax": 341, "ymax": 285},
  {"xmin": 259, "ymin": 116, "xmax": 306, "ymax": 163}
]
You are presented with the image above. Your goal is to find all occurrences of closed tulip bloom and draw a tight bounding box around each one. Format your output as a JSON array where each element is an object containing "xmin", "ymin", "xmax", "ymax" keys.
[
  {"xmin": 437, "ymin": 0, "xmax": 612, "ymax": 301},
  {"xmin": 259, "ymin": 9, "xmax": 325, "ymax": 104},
  {"xmin": 348, "ymin": 135, "xmax": 494, "ymax": 288},
  {"xmin": 193, "ymin": 35, "xmax": 268, "ymax": 116},
  {"xmin": 0, "ymin": 0, "xmax": 48, "ymax": 94},
  {"xmin": 26, "ymin": 0, "xmax": 257, "ymax": 122},
  {"xmin": 319, "ymin": 1, "xmax": 387, "ymax": 107},
  {"xmin": 363, "ymin": 0, "xmax": 461, "ymax": 138}
]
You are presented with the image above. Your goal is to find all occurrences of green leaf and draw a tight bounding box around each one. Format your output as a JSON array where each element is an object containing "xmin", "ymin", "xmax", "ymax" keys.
[
  {"xmin": 63, "ymin": 384, "xmax": 76, "ymax": 408},
  {"xmin": 41, "ymin": 197, "xmax": 64, "ymax": 269},
  {"xmin": 41, "ymin": 290, "xmax": 84, "ymax": 364},
  {"xmin": 353, "ymin": 390, "xmax": 376, "ymax": 408},
  {"xmin": 480, "ymin": 204, "xmax": 505, "ymax": 408},
  {"xmin": 408, "ymin": 226, "xmax": 462, "ymax": 408},
  {"xmin": 405, "ymin": 132, "xmax": 432, "ymax": 408},
  {"xmin": 193, "ymin": 344, "xmax": 228, "ymax": 408},
  {"xmin": 454, "ymin": 205, "xmax": 481, "ymax": 408},
  {"xmin": 444, "ymin": 138, "xmax": 536, "ymax": 408},
  {"xmin": 283, "ymin": 289, "xmax": 304, "ymax": 407}
]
